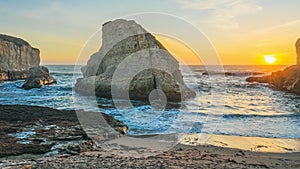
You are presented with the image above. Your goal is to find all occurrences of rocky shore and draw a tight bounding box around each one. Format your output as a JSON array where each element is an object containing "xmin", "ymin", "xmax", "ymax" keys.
[
  {"xmin": 0, "ymin": 105, "xmax": 126, "ymax": 158},
  {"xmin": 246, "ymin": 65, "xmax": 300, "ymax": 95},
  {"xmin": 1, "ymin": 105, "xmax": 299, "ymax": 168}
]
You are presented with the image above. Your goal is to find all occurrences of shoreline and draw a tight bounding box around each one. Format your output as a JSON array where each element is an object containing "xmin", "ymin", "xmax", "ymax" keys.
[
  {"xmin": 126, "ymin": 133, "xmax": 300, "ymax": 153},
  {"xmin": 181, "ymin": 133, "xmax": 300, "ymax": 153},
  {"xmin": 1, "ymin": 104, "xmax": 300, "ymax": 168}
]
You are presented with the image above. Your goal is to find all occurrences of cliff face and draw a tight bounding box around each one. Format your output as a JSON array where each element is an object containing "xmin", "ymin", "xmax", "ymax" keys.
[
  {"xmin": 0, "ymin": 34, "xmax": 40, "ymax": 81},
  {"xmin": 81, "ymin": 19, "xmax": 149, "ymax": 77},
  {"xmin": 296, "ymin": 38, "xmax": 300, "ymax": 65},
  {"xmin": 76, "ymin": 19, "xmax": 195, "ymax": 102}
]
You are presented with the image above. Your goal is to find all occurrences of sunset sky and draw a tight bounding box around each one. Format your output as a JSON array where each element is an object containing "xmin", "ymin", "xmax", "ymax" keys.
[{"xmin": 1, "ymin": 0, "xmax": 300, "ymax": 65}]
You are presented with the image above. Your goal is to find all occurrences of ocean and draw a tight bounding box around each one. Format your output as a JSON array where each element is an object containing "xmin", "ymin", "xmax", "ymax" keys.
[{"xmin": 1, "ymin": 65, "xmax": 299, "ymax": 138}]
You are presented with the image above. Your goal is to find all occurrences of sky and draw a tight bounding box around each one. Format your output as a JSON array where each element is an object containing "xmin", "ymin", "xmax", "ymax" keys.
[{"xmin": 1, "ymin": 0, "xmax": 300, "ymax": 65}]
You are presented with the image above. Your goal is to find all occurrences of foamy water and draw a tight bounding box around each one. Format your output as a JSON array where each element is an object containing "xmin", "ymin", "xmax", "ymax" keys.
[{"xmin": 0, "ymin": 65, "xmax": 299, "ymax": 138}]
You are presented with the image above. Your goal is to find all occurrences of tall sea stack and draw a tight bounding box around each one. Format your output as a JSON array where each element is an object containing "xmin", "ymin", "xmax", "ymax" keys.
[
  {"xmin": 296, "ymin": 38, "xmax": 300, "ymax": 65},
  {"xmin": 0, "ymin": 34, "xmax": 40, "ymax": 81},
  {"xmin": 75, "ymin": 19, "xmax": 195, "ymax": 102}
]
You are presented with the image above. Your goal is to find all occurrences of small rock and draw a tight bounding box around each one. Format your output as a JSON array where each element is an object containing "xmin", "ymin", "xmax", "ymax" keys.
[
  {"xmin": 22, "ymin": 164, "xmax": 32, "ymax": 169},
  {"xmin": 22, "ymin": 66, "xmax": 56, "ymax": 90}
]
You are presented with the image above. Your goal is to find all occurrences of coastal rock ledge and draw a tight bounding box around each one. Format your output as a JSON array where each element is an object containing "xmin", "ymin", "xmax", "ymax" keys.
[
  {"xmin": 0, "ymin": 34, "xmax": 40, "ymax": 81},
  {"xmin": 246, "ymin": 38, "xmax": 300, "ymax": 95},
  {"xmin": 75, "ymin": 19, "xmax": 195, "ymax": 102}
]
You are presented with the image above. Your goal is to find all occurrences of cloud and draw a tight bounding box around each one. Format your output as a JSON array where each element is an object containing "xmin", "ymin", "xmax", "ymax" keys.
[
  {"xmin": 176, "ymin": 0, "xmax": 263, "ymax": 30},
  {"xmin": 18, "ymin": 1, "xmax": 99, "ymax": 33},
  {"xmin": 252, "ymin": 20, "xmax": 300, "ymax": 34}
]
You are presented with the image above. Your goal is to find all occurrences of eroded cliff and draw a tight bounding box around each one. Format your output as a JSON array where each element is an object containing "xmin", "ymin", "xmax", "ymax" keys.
[{"xmin": 0, "ymin": 34, "xmax": 40, "ymax": 81}]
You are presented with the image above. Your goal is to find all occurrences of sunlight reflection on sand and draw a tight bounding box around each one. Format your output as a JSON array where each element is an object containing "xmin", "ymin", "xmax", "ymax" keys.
[{"xmin": 181, "ymin": 134, "xmax": 300, "ymax": 153}]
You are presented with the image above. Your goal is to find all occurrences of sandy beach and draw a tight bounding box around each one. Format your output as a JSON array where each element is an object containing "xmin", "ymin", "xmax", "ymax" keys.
[
  {"xmin": 1, "ymin": 105, "xmax": 299, "ymax": 169},
  {"xmin": 2, "ymin": 143, "xmax": 300, "ymax": 168}
]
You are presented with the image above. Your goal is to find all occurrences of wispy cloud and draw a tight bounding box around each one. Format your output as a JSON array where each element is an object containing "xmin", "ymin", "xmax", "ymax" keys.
[
  {"xmin": 248, "ymin": 19, "xmax": 300, "ymax": 51},
  {"xmin": 18, "ymin": 1, "xmax": 99, "ymax": 33},
  {"xmin": 252, "ymin": 20, "xmax": 300, "ymax": 34},
  {"xmin": 176, "ymin": 0, "xmax": 262, "ymax": 30}
]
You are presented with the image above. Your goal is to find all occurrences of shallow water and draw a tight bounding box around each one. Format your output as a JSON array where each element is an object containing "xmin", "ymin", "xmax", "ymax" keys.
[{"xmin": 1, "ymin": 65, "xmax": 299, "ymax": 138}]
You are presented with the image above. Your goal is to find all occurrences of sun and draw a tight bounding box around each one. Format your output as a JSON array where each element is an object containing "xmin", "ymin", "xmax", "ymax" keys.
[{"xmin": 264, "ymin": 54, "xmax": 277, "ymax": 64}]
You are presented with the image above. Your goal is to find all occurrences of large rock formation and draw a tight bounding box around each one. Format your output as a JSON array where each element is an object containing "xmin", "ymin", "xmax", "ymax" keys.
[
  {"xmin": 246, "ymin": 38, "xmax": 300, "ymax": 95},
  {"xmin": 75, "ymin": 19, "xmax": 195, "ymax": 102},
  {"xmin": 22, "ymin": 66, "xmax": 57, "ymax": 90},
  {"xmin": 0, "ymin": 34, "xmax": 40, "ymax": 81},
  {"xmin": 296, "ymin": 38, "xmax": 300, "ymax": 65}
]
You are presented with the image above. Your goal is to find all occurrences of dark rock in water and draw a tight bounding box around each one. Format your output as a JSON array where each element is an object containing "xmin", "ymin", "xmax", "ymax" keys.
[
  {"xmin": 0, "ymin": 34, "xmax": 40, "ymax": 81},
  {"xmin": 246, "ymin": 38, "xmax": 300, "ymax": 95},
  {"xmin": 246, "ymin": 65, "xmax": 300, "ymax": 95},
  {"xmin": 22, "ymin": 66, "xmax": 56, "ymax": 90},
  {"xmin": 268, "ymin": 65, "xmax": 300, "ymax": 94},
  {"xmin": 75, "ymin": 19, "xmax": 195, "ymax": 102},
  {"xmin": 296, "ymin": 38, "xmax": 300, "ymax": 65},
  {"xmin": 246, "ymin": 76, "xmax": 270, "ymax": 83},
  {"xmin": 202, "ymin": 71, "xmax": 264, "ymax": 76}
]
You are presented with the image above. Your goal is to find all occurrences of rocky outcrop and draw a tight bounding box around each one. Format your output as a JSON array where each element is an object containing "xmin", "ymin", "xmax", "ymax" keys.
[
  {"xmin": 0, "ymin": 105, "xmax": 127, "ymax": 157},
  {"xmin": 246, "ymin": 65, "xmax": 300, "ymax": 94},
  {"xmin": 22, "ymin": 66, "xmax": 56, "ymax": 90},
  {"xmin": 296, "ymin": 38, "xmax": 300, "ymax": 65},
  {"xmin": 75, "ymin": 19, "xmax": 195, "ymax": 102},
  {"xmin": 0, "ymin": 34, "xmax": 40, "ymax": 81},
  {"xmin": 246, "ymin": 38, "xmax": 300, "ymax": 95}
]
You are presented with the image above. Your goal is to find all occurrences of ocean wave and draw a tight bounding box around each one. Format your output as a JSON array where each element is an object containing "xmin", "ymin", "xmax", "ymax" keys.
[
  {"xmin": 222, "ymin": 113, "xmax": 300, "ymax": 119},
  {"xmin": 181, "ymin": 111, "xmax": 299, "ymax": 119},
  {"xmin": 51, "ymin": 72, "xmax": 82, "ymax": 76},
  {"xmin": 201, "ymin": 71, "xmax": 265, "ymax": 76}
]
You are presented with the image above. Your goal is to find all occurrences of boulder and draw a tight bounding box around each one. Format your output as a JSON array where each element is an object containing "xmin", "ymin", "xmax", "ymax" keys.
[
  {"xmin": 0, "ymin": 34, "xmax": 40, "ymax": 81},
  {"xmin": 22, "ymin": 66, "xmax": 56, "ymax": 90},
  {"xmin": 75, "ymin": 19, "xmax": 195, "ymax": 102}
]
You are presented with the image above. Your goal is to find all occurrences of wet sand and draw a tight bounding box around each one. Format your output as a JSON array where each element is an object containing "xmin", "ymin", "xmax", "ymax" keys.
[
  {"xmin": 181, "ymin": 133, "xmax": 300, "ymax": 153},
  {"xmin": 2, "ymin": 144, "xmax": 300, "ymax": 169}
]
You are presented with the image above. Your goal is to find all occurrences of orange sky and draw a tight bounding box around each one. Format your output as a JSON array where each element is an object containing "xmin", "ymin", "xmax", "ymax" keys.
[
  {"xmin": 25, "ymin": 23, "xmax": 299, "ymax": 66},
  {"xmin": 2, "ymin": 1, "xmax": 300, "ymax": 65},
  {"xmin": 157, "ymin": 34, "xmax": 298, "ymax": 65},
  {"xmin": 34, "ymin": 33, "xmax": 298, "ymax": 66},
  {"xmin": 34, "ymin": 19, "xmax": 299, "ymax": 66}
]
